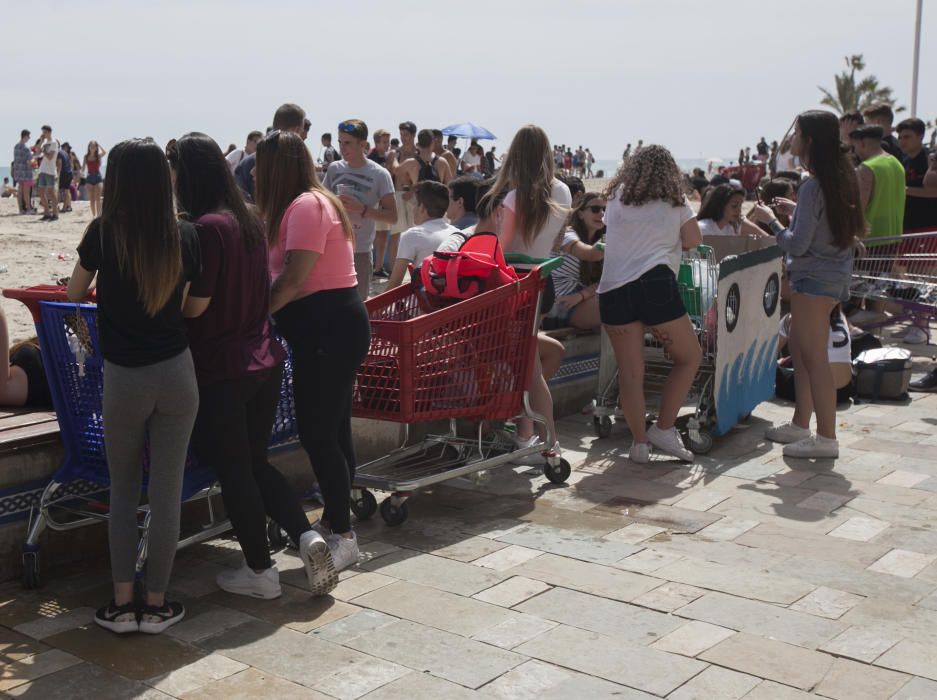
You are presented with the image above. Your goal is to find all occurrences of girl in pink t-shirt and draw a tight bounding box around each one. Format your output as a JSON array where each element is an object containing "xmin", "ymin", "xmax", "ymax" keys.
[{"xmin": 255, "ymin": 130, "xmax": 371, "ymax": 577}]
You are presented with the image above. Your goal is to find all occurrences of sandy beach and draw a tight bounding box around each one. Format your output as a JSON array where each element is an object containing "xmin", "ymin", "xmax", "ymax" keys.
[{"xmin": 1, "ymin": 178, "xmax": 612, "ymax": 342}]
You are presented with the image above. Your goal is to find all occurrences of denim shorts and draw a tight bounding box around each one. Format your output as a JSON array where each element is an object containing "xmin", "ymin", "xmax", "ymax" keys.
[
  {"xmin": 37, "ymin": 173, "xmax": 56, "ymax": 188},
  {"xmin": 788, "ymin": 274, "xmax": 849, "ymax": 302},
  {"xmin": 85, "ymin": 173, "xmax": 103, "ymax": 186}
]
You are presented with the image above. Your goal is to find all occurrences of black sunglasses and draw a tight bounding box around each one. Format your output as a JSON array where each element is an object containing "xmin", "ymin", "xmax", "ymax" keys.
[{"xmin": 587, "ymin": 205, "xmax": 606, "ymax": 213}]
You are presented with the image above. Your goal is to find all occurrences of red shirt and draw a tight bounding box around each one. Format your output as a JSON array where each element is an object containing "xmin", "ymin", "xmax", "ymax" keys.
[{"xmin": 186, "ymin": 212, "xmax": 285, "ymax": 385}]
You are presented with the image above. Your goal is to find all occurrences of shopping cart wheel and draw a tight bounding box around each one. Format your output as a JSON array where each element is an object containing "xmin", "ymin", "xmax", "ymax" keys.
[
  {"xmin": 593, "ymin": 416, "xmax": 612, "ymax": 439},
  {"xmin": 351, "ymin": 489, "xmax": 378, "ymax": 521},
  {"xmin": 379, "ymin": 498, "xmax": 409, "ymax": 527},
  {"xmin": 543, "ymin": 458, "xmax": 571, "ymax": 485},
  {"xmin": 687, "ymin": 430, "xmax": 713, "ymax": 454},
  {"xmin": 22, "ymin": 551, "xmax": 40, "ymax": 589},
  {"xmin": 267, "ymin": 520, "xmax": 287, "ymax": 550}
]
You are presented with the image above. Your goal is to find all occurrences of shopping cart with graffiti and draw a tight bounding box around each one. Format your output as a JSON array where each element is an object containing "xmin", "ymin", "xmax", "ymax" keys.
[
  {"xmin": 849, "ymin": 230, "xmax": 937, "ymax": 340},
  {"xmin": 591, "ymin": 245, "xmax": 783, "ymax": 453},
  {"xmin": 348, "ymin": 256, "xmax": 570, "ymax": 526}
]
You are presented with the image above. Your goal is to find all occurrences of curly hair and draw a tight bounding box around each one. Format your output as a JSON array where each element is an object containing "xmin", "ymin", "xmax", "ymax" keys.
[{"xmin": 604, "ymin": 144, "xmax": 686, "ymax": 207}]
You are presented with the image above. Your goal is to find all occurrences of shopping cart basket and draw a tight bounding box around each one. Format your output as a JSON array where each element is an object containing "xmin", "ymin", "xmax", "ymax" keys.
[{"xmin": 349, "ymin": 258, "xmax": 570, "ymax": 526}]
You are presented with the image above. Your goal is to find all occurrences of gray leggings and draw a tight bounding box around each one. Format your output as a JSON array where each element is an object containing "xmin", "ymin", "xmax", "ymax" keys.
[{"xmin": 103, "ymin": 349, "xmax": 198, "ymax": 593}]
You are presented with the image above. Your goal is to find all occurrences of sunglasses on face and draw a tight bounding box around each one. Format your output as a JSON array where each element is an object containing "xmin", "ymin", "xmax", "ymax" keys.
[{"xmin": 587, "ymin": 205, "xmax": 606, "ymax": 213}]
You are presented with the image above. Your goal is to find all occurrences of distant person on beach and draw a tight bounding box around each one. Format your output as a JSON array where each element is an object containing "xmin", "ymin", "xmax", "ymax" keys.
[
  {"xmin": 168, "ymin": 132, "xmax": 335, "ymax": 600},
  {"xmin": 234, "ymin": 104, "xmax": 308, "ymax": 200},
  {"xmin": 431, "ymin": 129, "xmax": 458, "ymax": 176},
  {"xmin": 386, "ymin": 180, "xmax": 459, "ymax": 290},
  {"xmin": 396, "ymin": 129, "xmax": 452, "ymax": 189},
  {"xmin": 35, "ymin": 125, "xmax": 60, "ymax": 221},
  {"xmin": 255, "ymin": 130, "xmax": 370, "ymax": 576},
  {"xmin": 323, "ymin": 119, "xmax": 397, "ymax": 300},
  {"xmin": 1, "ymin": 178, "xmax": 12, "ymax": 197},
  {"xmin": 689, "ymin": 168, "xmax": 709, "ymax": 195},
  {"xmin": 68, "ymin": 138, "xmax": 200, "ymax": 635},
  {"xmin": 697, "ymin": 184, "xmax": 770, "ymax": 237},
  {"xmin": 709, "ymin": 167, "xmax": 729, "ymax": 186},
  {"xmin": 751, "ymin": 110, "xmax": 864, "ymax": 459},
  {"xmin": 599, "ymin": 144, "xmax": 702, "ymax": 464},
  {"xmin": 368, "ymin": 128, "xmax": 395, "ymax": 277},
  {"xmin": 863, "ymin": 104, "xmax": 901, "ymax": 160},
  {"xmin": 756, "ymin": 137, "xmax": 769, "ymax": 162},
  {"xmin": 226, "ymin": 130, "xmax": 262, "ymax": 174},
  {"xmin": 0, "ymin": 304, "xmax": 52, "ymax": 409},
  {"xmin": 319, "ymin": 132, "xmax": 340, "ymax": 172},
  {"xmin": 13, "ymin": 129, "xmax": 35, "ymax": 214},
  {"xmin": 386, "ymin": 121, "xmax": 419, "ymax": 241},
  {"xmin": 57, "ymin": 143, "xmax": 74, "ymax": 213},
  {"xmin": 83, "ymin": 141, "xmax": 107, "ymax": 218}
]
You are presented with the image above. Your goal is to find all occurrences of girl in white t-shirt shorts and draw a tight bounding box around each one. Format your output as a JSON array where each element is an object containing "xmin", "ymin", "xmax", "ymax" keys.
[{"xmin": 599, "ymin": 145, "xmax": 703, "ymax": 464}]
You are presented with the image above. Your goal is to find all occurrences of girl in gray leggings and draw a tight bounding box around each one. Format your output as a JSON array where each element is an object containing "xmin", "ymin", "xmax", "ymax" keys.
[{"xmin": 67, "ymin": 138, "xmax": 202, "ymax": 634}]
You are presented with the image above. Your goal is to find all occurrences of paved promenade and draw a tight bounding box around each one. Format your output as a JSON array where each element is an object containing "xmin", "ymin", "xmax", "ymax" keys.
[{"xmin": 2, "ymin": 391, "xmax": 937, "ymax": 699}]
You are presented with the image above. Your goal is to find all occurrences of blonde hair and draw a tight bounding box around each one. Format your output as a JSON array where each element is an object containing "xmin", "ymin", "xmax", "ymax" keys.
[
  {"xmin": 373, "ymin": 128, "xmax": 390, "ymax": 141},
  {"xmin": 482, "ymin": 124, "xmax": 567, "ymax": 245},
  {"xmin": 605, "ymin": 144, "xmax": 686, "ymax": 207}
]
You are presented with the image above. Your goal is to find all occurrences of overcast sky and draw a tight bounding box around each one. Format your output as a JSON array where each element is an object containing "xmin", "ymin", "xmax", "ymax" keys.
[{"xmin": 4, "ymin": 0, "xmax": 934, "ymax": 162}]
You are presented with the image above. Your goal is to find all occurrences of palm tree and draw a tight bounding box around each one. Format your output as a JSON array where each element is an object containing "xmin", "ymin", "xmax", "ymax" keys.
[{"xmin": 818, "ymin": 55, "xmax": 905, "ymax": 114}]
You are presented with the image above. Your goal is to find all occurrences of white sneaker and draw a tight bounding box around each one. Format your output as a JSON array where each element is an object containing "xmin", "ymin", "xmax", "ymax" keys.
[
  {"xmin": 326, "ymin": 532, "xmax": 360, "ymax": 572},
  {"xmin": 511, "ymin": 434, "xmax": 546, "ymax": 466},
  {"xmin": 902, "ymin": 326, "xmax": 929, "ymax": 344},
  {"xmin": 628, "ymin": 442, "xmax": 650, "ymax": 464},
  {"xmin": 647, "ymin": 424, "xmax": 694, "ymax": 462},
  {"xmin": 765, "ymin": 421, "xmax": 811, "ymax": 444},
  {"xmin": 783, "ymin": 434, "xmax": 839, "ymax": 459},
  {"xmin": 299, "ymin": 529, "xmax": 338, "ymax": 596},
  {"xmin": 216, "ymin": 563, "xmax": 282, "ymax": 599}
]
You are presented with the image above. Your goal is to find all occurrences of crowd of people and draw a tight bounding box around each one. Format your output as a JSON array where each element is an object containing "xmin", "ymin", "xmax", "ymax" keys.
[{"xmin": 2, "ymin": 99, "xmax": 936, "ymax": 637}]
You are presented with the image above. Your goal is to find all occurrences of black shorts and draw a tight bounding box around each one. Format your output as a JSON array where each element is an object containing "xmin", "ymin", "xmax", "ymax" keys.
[
  {"xmin": 599, "ymin": 264, "xmax": 686, "ymax": 327},
  {"xmin": 59, "ymin": 173, "xmax": 72, "ymax": 190},
  {"xmin": 541, "ymin": 276, "xmax": 555, "ymax": 316}
]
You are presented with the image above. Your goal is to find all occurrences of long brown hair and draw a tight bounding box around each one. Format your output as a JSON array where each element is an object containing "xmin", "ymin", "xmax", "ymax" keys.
[
  {"xmin": 482, "ymin": 124, "xmax": 566, "ymax": 245},
  {"xmin": 605, "ymin": 144, "xmax": 686, "ymax": 207},
  {"xmin": 797, "ymin": 110, "xmax": 865, "ymax": 249},
  {"xmin": 85, "ymin": 141, "xmax": 101, "ymax": 162},
  {"xmin": 254, "ymin": 130, "xmax": 352, "ymax": 245},
  {"xmin": 568, "ymin": 192, "xmax": 605, "ymax": 286},
  {"xmin": 97, "ymin": 139, "xmax": 182, "ymax": 317}
]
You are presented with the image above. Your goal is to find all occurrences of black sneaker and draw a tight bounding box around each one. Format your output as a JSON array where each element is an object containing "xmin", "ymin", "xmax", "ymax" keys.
[
  {"xmin": 94, "ymin": 600, "xmax": 138, "ymax": 634},
  {"xmin": 138, "ymin": 600, "xmax": 185, "ymax": 634},
  {"xmin": 373, "ymin": 269, "xmax": 388, "ymax": 279},
  {"xmin": 910, "ymin": 368, "xmax": 937, "ymax": 392}
]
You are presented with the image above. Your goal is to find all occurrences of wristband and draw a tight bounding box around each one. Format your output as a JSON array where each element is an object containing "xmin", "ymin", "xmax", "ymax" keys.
[{"xmin": 768, "ymin": 219, "xmax": 785, "ymax": 235}]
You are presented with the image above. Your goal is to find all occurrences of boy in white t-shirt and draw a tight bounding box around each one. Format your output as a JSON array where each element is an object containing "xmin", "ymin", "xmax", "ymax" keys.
[
  {"xmin": 35, "ymin": 125, "xmax": 60, "ymax": 221},
  {"xmin": 387, "ymin": 181, "xmax": 459, "ymax": 290}
]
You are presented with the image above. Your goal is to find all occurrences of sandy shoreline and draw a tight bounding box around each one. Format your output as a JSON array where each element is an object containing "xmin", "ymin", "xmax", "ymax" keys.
[{"xmin": 1, "ymin": 178, "xmax": 612, "ymax": 341}]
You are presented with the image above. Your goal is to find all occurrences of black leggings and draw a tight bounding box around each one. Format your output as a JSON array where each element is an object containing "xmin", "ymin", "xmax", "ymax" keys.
[
  {"xmin": 192, "ymin": 364, "xmax": 311, "ymax": 570},
  {"xmin": 274, "ymin": 287, "xmax": 371, "ymax": 534}
]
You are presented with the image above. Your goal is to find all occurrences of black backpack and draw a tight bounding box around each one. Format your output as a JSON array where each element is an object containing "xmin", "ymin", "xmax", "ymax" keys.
[{"xmin": 415, "ymin": 153, "xmax": 441, "ymax": 182}]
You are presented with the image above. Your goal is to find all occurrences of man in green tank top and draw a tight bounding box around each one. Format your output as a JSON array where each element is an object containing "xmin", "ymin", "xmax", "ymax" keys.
[{"xmin": 851, "ymin": 125, "xmax": 906, "ymax": 247}]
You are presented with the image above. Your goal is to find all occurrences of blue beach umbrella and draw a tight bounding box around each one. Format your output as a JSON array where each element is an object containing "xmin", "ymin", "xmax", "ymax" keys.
[{"xmin": 441, "ymin": 123, "xmax": 497, "ymax": 140}]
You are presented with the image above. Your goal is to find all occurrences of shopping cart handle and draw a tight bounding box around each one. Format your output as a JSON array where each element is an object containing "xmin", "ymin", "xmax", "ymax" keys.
[
  {"xmin": 696, "ymin": 244, "xmax": 713, "ymax": 255},
  {"xmin": 504, "ymin": 254, "xmax": 564, "ymax": 277}
]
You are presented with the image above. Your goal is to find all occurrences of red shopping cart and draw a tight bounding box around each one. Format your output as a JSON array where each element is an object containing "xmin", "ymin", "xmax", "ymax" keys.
[{"xmin": 350, "ymin": 257, "xmax": 570, "ymax": 526}]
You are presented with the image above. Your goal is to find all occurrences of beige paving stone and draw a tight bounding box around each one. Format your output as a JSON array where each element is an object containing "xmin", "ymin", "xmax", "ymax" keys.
[
  {"xmin": 668, "ymin": 665, "xmax": 760, "ymax": 700},
  {"xmin": 840, "ymin": 598, "xmax": 937, "ymax": 646},
  {"xmin": 614, "ymin": 548, "xmax": 683, "ymax": 574},
  {"xmin": 867, "ymin": 549, "xmax": 937, "ymax": 578},
  {"xmin": 0, "ymin": 649, "xmax": 82, "ymax": 692},
  {"xmin": 672, "ymin": 489, "xmax": 732, "ymax": 512},
  {"xmin": 6, "ymin": 662, "xmax": 174, "ymax": 699},
  {"xmin": 738, "ymin": 522, "xmax": 892, "ymax": 565},
  {"xmin": 514, "ymin": 623, "xmax": 705, "ymax": 696},
  {"xmin": 181, "ymin": 668, "xmax": 331, "ymax": 699},
  {"xmin": 877, "ymin": 470, "xmax": 930, "ymax": 488},
  {"xmin": 353, "ymin": 580, "xmax": 528, "ymax": 637},
  {"xmin": 648, "ymin": 536, "xmax": 791, "ymax": 570},
  {"xmin": 653, "ymin": 557, "xmax": 815, "ymax": 604},
  {"xmin": 359, "ymin": 672, "xmax": 480, "ymax": 699},
  {"xmin": 602, "ymin": 523, "xmax": 666, "ymax": 544},
  {"xmin": 495, "ymin": 523, "xmax": 643, "ymax": 564},
  {"xmin": 827, "ymin": 517, "xmax": 891, "ymax": 542},
  {"xmin": 632, "ymin": 582, "xmax": 707, "ymax": 612},
  {"xmin": 876, "ymin": 639, "xmax": 937, "ymax": 681},
  {"xmin": 205, "ymin": 586, "xmax": 360, "ymax": 634},
  {"xmin": 818, "ymin": 626, "xmax": 903, "ymax": 663},
  {"xmin": 470, "ymin": 613, "xmax": 558, "ymax": 650},
  {"xmin": 650, "ymin": 620, "xmax": 735, "ymax": 657},
  {"xmin": 814, "ymin": 657, "xmax": 911, "ymax": 700},
  {"xmin": 697, "ymin": 517, "xmax": 760, "ymax": 541},
  {"xmin": 11, "ymin": 608, "xmax": 94, "ymax": 641},
  {"xmin": 891, "ymin": 677, "xmax": 937, "ymax": 699},
  {"xmin": 472, "ymin": 576, "xmax": 550, "ymax": 608},
  {"xmin": 676, "ymin": 592, "xmax": 847, "ymax": 649},
  {"xmin": 479, "ymin": 659, "xmax": 656, "ymax": 700},
  {"xmin": 330, "ymin": 571, "xmax": 397, "ymax": 602},
  {"xmin": 361, "ymin": 549, "xmax": 506, "ymax": 596},
  {"xmin": 165, "ymin": 606, "xmax": 255, "ymax": 644},
  {"xmin": 472, "ymin": 545, "xmax": 543, "ymax": 571},
  {"xmin": 427, "ymin": 536, "xmax": 510, "ymax": 563},
  {"xmin": 795, "ymin": 490, "xmax": 855, "ymax": 513},
  {"xmin": 310, "ymin": 610, "xmax": 399, "ymax": 645},
  {"xmin": 344, "ymin": 619, "xmax": 524, "ymax": 689},
  {"xmin": 596, "ymin": 502, "xmax": 722, "ymax": 534},
  {"xmin": 740, "ymin": 680, "xmax": 816, "ymax": 699},
  {"xmin": 0, "ymin": 627, "xmax": 48, "ymax": 665},
  {"xmin": 699, "ymin": 632, "xmax": 834, "ymax": 690},
  {"xmin": 789, "ymin": 586, "xmax": 864, "ymax": 619},
  {"xmin": 515, "ymin": 587, "xmax": 683, "ymax": 646},
  {"xmin": 313, "ymin": 656, "xmax": 412, "ymax": 700},
  {"xmin": 145, "ymin": 654, "xmax": 248, "ymax": 698},
  {"xmin": 508, "ymin": 552, "xmax": 660, "ymax": 602}
]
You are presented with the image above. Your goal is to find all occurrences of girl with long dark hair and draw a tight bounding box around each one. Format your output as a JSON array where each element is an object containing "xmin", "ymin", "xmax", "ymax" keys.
[
  {"xmin": 169, "ymin": 133, "xmax": 335, "ymax": 599},
  {"xmin": 696, "ymin": 184, "xmax": 770, "ymax": 237},
  {"xmin": 254, "ymin": 130, "xmax": 370, "ymax": 574},
  {"xmin": 752, "ymin": 110, "xmax": 864, "ymax": 458},
  {"xmin": 83, "ymin": 141, "xmax": 107, "ymax": 218},
  {"xmin": 67, "ymin": 139, "xmax": 200, "ymax": 634}
]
